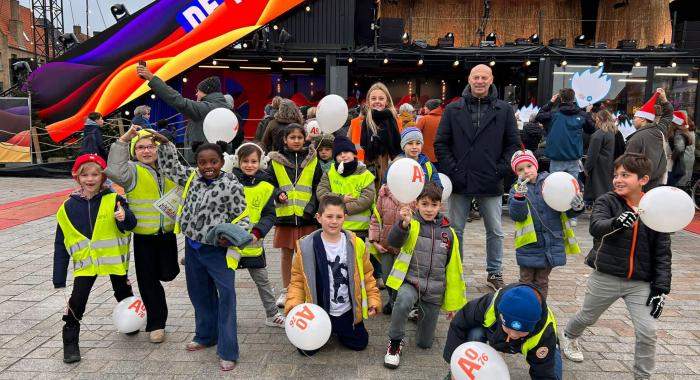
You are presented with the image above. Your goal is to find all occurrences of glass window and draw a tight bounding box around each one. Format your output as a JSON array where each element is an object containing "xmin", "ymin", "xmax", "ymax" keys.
[{"xmin": 653, "ymin": 65, "xmax": 696, "ymax": 122}]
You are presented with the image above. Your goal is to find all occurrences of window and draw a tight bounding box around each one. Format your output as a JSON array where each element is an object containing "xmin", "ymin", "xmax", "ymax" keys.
[{"xmin": 653, "ymin": 64, "xmax": 696, "ymax": 122}]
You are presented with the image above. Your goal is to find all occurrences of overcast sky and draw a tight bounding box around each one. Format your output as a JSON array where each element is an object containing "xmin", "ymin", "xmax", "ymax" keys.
[{"xmin": 19, "ymin": 0, "xmax": 152, "ymax": 35}]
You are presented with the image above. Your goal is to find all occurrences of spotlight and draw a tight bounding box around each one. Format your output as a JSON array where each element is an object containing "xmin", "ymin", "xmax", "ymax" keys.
[
  {"xmin": 347, "ymin": 56, "xmax": 353, "ymax": 63},
  {"xmin": 529, "ymin": 33, "xmax": 540, "ymax": 45},
  {"xmin": 312, "ymin": 56, "xmax": 318, "ymax": 63},
  {"xmin": 525, "ymin": 59, "xmax": 531, "ymax": 66},
  {"xmin": 212, "ymin": 60, "xmax": 218, "ymax": 65},
  {"xmin": 453, "ymin": 59, "xmax": 459, "ymax": 67},
  {"xmin": 438, "ymin": 32, "xmax": 455, "ymax": 48},
  {"xmin": 124, "ymin": 110, "xmax": 130, "ymax": 116},
  {"xmin": 110, "ymin": 4, "xmax": 130, "ymax": 21},
  {"xmin": 242, "ymin": 42, "xmax": 248, "ymax": 48},
  {"xmin": 402, "ymin": 32, "xmax": 411, "ymax": 44},
  {"xmin": 277, "ymin": 56, "xmax": 283, "ymax": 62},
  {"xmin": 182, "ymin": 77, "xmax": 188, "ymax": 83},
  {"xmin": 486, "ymin": 32, "xmax": 497, "ymax": 42},
  {"xmin": 272, "ymin": 25, "xmax": 279, "ymax": 31},
  {"xmin": 617, "ymin": 39, "xmax": 637, "ymax": 50},
  {"xmin": 634, "ymin": 60, "xmax": 641, "ymax": 67},
  {"xmin": 574, "ymin": 34, "xmax": 587, "ymax": 47},
  {"xmin": 150, "ymin": 94, "xmax": 156, "ymax": 100},
  {"xmin": 446, "ymin": 32, "xmax": 454, "ymax": 39},
  {"xmin": 671, "ymin": 61, "xmax": 677, "ymax": 68},
  {"xmin": 417, "ymin": 58, "xmax": 424, "ymax": 66},
  {"xmin": 57, "ymin": 33, "xmax": 80, "ymax": 49},
  {"xmin": 383, "ymin": 57, "xmax": 389, "ymax": 64},
  {"xmin": 561, "ymin": 60, "xmax": 568, "ymax": 66},
  {"xmin": 305, "ymin": 5, "xmax": 311, "ymax": 12},
  {"xmin": 597, "ymin": 60, "xmax": 604, "ymax": 67},
  {"xmin": 11, "ymin": 61, "xmax": 32, "ymax": 80},
  {"xmin": 489, "ymin": 59, "xmax": 496, "ymax": 66}
]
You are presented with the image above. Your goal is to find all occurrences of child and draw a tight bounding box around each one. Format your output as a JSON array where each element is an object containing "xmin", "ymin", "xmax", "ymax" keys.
[
  {"xmin": 384, "ymin": 182, "xmax": 467, "ymax": 369},
  {"xmin": 153, "ymin": 132, "xmax": 250, "ymax": 372},
  {"xmin": 230, "ymin": 142, "xmax": 285, "ymax": 328},
  {"xmin": 105, "ymin": 125, "xmax": 180, "ymax": 343},
  {"xmin": 54, "ymin": 154, "xmax": 137, "ymax": 363},
  {"xmin": 268, "ymin": 123, "xmax": 323, "ymax": 308},
  {"xmin": 313, "ymin": 134, "xmax": 334, "ymax": 173},
  {"xmin": 508, "ymin": 149, "xmax": 584, "ymax": 299},
  {"xmin": 561, "ymin": 153, "xmax": 672, "ymax": 380},
  {"xmin": 396, "ymin": 127, "xmax": 441, "ymax": 186},
  {"xmin": 285, "ymin": 194, "xmax": 381, "ymax": 354}
]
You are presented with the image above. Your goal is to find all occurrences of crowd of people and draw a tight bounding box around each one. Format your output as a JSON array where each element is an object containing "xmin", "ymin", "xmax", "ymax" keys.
[{"xmin": 55, "ymin": 62, "xmax": 698, "ymax": 379}]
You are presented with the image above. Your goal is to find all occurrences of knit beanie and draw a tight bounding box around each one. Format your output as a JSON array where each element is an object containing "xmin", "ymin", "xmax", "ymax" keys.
[
  {"xmin": 197, "ymin": 76, "xmax": 221, "ymax": 95},
  {"xmin": 510, "ymin": 149, "xmax": 538, "ymax": 173},
  {"xmin": 400, "ymin": 127, "xmax": 424, "ymax": 149},
  {"xmin": 498, "ymin": 286, "xmax": 542, "ymax": 333},
  {"xmin": 130, "ymin": 129, "xmax": 159, "ymax": 156},
  {"xmin": 332, "ymin": 135, "xmax": 356, "ymax": 158},
  {"xmin": 314, "ymin": 134, "xmax": 334, "ymax": 151}
]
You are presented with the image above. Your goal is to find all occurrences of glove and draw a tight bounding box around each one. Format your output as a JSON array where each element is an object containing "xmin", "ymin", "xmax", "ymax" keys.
[
  {"xmin": 513, "ymin": 177, "xmax": 528, "ymax": 199},
  {"xmin": 612, "ymin": 211, "xmax": 638, "ymax": 229},
  {"xmin": 570, "ymin": 193, "xmax": 585, "ymax": 212},
  {"xmin": 646, "ymin": 287, "xmax": 666, "ymax": 319}
]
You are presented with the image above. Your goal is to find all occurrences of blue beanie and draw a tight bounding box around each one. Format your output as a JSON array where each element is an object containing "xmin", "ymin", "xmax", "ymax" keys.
[
  {"xmin": 400, "ymin": 127, "xmax": 424, "ymax": 149},
  {"xmin": 498, "ymin": 286, "xmax": 542, "ymax": 333}
]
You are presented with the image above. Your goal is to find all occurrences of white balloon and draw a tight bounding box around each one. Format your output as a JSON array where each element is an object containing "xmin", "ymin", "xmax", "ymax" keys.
[
  {"xmin": 639, "ymin": 186, "xmax": 695, "ymax": 232},
  {"xmin": 221, "ymin": 153, "xmax": 234, "ymax": 173},
  {"xmin": 112, "ymin": 296, "xmax": 147, "ymax": 333},
  {"xmin": 203, "ymin": 108, "xmax": 239, "ymax": 143},
  {"xmin": 285, "ymin": 303, "xmax": 331, "ymax": 351},
  {"xmin": 438, "ymin": 173, "xmax": 453, "ymax": 202},
  {"xmin": 542, "ymin": 171, "xmax": 580, "ymax": 212},
  {"xmin": 387, "ymin": 158, "xmax": 426, "ymax": 203},
  {"xmin": 450, "ymin": 341, "xmax": 511, "ymax": 380},
  {"xmin": 316, "ymin": 94, "xmax": 348, "ymax": 134}
]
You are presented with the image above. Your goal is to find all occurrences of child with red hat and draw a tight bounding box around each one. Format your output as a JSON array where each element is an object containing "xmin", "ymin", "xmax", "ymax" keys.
[
  {"xmin": 667, "ymin": 110, "xmax": 694, "ymax": 186},
  {"xmin": 54, "ymin": 153, "xmax": 137, "ymax": 364}
]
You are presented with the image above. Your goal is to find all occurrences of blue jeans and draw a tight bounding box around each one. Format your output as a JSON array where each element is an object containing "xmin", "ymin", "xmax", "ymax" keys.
[
  {"xmin": 298, "ymin": 309, "xmax": 368, "ymax": 356},
  {"xmin": 185, "ymin": 241, "xmax": 239, "ymax": 361},
  {"xmin": 466, "ymin": 327, "xmax": 562, "ymax": 380},
  {"xmin": 449, "ymin": 194, "xmax": 504, "ymax": 274},
  {"xmin": 549, "ymin": 159, "xmax": 581, "ymax": 180}
]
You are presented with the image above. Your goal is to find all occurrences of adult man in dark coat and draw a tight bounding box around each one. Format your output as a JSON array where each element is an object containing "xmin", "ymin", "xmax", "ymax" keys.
[
  {"xmin": 434, "ymin": 64, "xmax": 520, "ymax": 291},
  {"xmin": 137, "ymin": 66, "xmax": 229, "ymax": 163}
]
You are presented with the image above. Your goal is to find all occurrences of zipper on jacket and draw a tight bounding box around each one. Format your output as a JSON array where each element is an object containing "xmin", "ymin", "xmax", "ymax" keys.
[
  {"xmin": 477, "ymin": 98, "xmax": 481, "ymax": 131},
  {"xmin": 87, "ymin": 198, "xmax": 93, "ymax": 237},
  {"xmin": 424, "ymin": 223, "xmax": 435, "ymax": 295},
  {"xmin": 294, "ymin": 152, "xmax": 299, "ymax": 225}
]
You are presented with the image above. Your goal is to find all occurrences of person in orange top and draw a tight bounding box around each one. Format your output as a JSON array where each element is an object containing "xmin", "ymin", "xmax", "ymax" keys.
[
  {"xmin": 415, "ymin": 99, "xmax": 443, "ymax": 165},
  {"xmin": 348, "ymin": 106, "xmax": 367, "ymax": 161}
]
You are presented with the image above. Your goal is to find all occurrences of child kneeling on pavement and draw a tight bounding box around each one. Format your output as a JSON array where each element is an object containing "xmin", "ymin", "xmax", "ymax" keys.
[
  {"xmin": 284, "ymin": 194, "xmax": 382, "ymax": 355},
  {"xmin": 384, "ymin": 182, "xmax": 467, "ymax": 369}
]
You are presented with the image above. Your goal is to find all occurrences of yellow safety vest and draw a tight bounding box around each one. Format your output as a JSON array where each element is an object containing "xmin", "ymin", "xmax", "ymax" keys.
[
  {"xmin": 127, "ymin": 165, "xmax": 177, "ymax": 235},
  {"xmin": 483, "ymin": 288, "xmax": 558, "ymax": 356},
  {"xmin": 225, "ymin": 181, "xmax": 275, "ymax": 270},
  {"xmin": 56, "ymin": 193, "xmax": 131, "ymax": 277},
  {"xmin": 385, "ymin": 219, "xmax": 467, "ymax": 312},
  {"xmin": 353, "ymin": 236, "xmax": 370, "ymax": 319},
  {"xmin": 271, "ymin": 158, "xmax": 318, "ymax": 218},
  {"xmin": 513, "ymin": 201, "xmax": 580, "ymax": 255},
  {"xmin": 327, "ymin": 164, "xmax": 375, "ymax": 231}
]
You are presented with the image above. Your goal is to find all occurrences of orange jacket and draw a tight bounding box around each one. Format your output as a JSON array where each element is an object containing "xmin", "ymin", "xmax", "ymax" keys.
[
  {"xmin": 349, "ymin": 115, "xmax": 403, "ymax": 162},
  {"xmin": 416, "ymin": 107, "xmax": 443, "ymax": 162}
]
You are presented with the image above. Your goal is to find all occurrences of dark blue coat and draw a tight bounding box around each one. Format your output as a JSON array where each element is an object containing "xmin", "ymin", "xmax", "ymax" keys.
[
  {"xmin": 535, "ymin": 102, "xmax": 595, "ymax": 161},
  {"xmin": 80, "ymin": 120, "xmax": 108, "ymax": 160}
]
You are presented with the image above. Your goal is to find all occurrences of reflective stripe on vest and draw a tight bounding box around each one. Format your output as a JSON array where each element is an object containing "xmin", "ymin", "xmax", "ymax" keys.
[
  {"xmin": 271, "ymin": 158, "xmax": 318, "ymax": 218},
  {"xmin": 513, "ymin": 198, "xmax": 581, "ymax": 255},
  {"xmin": 226, "ymin": 181, "xmax": 275, "ymax": 270},
  {"xmin": 127, "ymin": 165, "xmax": 177, "ymax": 234},
  {"xmin": 426, "ymin": 161, "xmax": 433, "ymax": 180},
  {"xmin": 56, "ymin": 193, "xmax": 131, "ymax": 277},
  {"xmin": 483, "ymin": 289, "xmax": 558, "ymax": 355},
  {"xmin": 385, "ymin": 219, "xmax": 467, "ymax": 311},
  {"xmin": 174, "ymin": 171, "xmax": 197, "ymax": 234},
  {"xmin": 327, "ymin": 164, "xmax": 375, "ymax": 231}
]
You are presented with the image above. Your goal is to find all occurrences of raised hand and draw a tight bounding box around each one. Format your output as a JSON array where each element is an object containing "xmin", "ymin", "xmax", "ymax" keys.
[
  {"xmin": 114, "ymin": 201, "xmax": 125, "ymax": 222},
  {"xmin": 119, "ymin": 124, "xmax": 141, "ymax": 143},
  {"xmin": 136, "ymin": 65, "xmax": 154, "ymax": 81}
]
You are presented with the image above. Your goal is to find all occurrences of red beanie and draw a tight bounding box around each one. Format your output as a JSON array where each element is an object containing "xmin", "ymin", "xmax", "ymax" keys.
[
  {"xmin": 72, "ymin": 153, "xmax": 107, "ymax": 177},
  {"xmin": 511, "ymin": 149, "xmax": 538, "ymax": 173}
]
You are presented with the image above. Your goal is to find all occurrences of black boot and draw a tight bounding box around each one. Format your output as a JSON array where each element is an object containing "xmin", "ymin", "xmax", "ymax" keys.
[{"xmin": 62, "ymin": 323, "xmax": 81, "ymax": 363}]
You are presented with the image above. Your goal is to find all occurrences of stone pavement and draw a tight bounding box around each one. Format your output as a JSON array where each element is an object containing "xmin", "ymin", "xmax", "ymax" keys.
[{"xmin": 0, "ymin": 177, "xmax": 699, "ymax": 379}]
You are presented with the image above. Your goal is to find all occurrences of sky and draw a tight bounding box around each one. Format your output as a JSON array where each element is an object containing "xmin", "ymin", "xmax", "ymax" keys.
[{"xmin": 18, "ymin": 0, "xmax": 152, "ymax": 36}]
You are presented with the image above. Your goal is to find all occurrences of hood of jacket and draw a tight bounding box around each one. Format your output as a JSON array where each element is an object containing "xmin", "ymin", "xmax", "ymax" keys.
[
  {"xmin": 274, "ymin": 114, "xmax": 301, "ymax": 125},
  {"xmin": 232, "ymin": 167, "xmax": 274, "ymax": 186},
  {"xmin": 201, "ymin": 92, "xmax": 227, "ymax": 105},
  {"xmin": 556, "ymin": 102, "xmax": 584, "ymax": 116},
  {"xmin": 83, "ymin": 119, "xmax": 100, "ymax": 130},
  {"xmin": 131, "ymin": 115, "xmax": 150, "ymax": 127},
  {"xmin": 427, "ymin": 107, "xmax": 443, "ymax": 117},
  {"xmin": 462, "ymin": 84, "xmax": 499, "ymax": 104},
  {"xmin": 268, "ymin": 146, "xmax": 317, "ymax": 169}
]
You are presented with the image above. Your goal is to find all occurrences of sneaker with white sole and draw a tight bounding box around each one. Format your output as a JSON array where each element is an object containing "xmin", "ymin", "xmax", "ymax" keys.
[
  {"xmin": 560, "ymin": 334, "xmax": 584, "ymax": 362},
  {"xmin": 265, "ymin": 312, "xmax": 286, "ymax": 328},
  {"xmin": 383, "ymin": 339, "xmax": 404, "ymax": 369},
  {"xmin": 276, "ymin": 289, "xmax": 287, "ymax": 308}
]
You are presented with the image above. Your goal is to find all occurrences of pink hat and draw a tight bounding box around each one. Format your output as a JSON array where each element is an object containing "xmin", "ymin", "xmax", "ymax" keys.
[
  {"xmin": 511, "ymin": 149, "xmax": 538, "ymax": 173},
  {"xmin": 634, "ymin": 92, "xmax": 660, "ymax": 121}
]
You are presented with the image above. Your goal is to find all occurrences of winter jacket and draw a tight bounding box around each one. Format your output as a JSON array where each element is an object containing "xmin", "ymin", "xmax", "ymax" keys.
[
  {"xmin": 508, "ymin": 172, "xmax": 582, "ymax": 268},
  {"xmin": 255, "ymin": 114, "xmax": 274, "ymax": 142},
  {"xmin": 285, "ymin": 230, "xmax": 382, "ymax": 324},
  {"xmin": 535, "ymin": 102, "xmax": 595, "ymax": 161},
  {"xmin": 416, "ymin": 106, "xmax": 443, "ymax": 162},
  {"xmin": 521, "ymin": 122, "xmax": 544, "ymax": 153},
  {"xmin": 680, "ymin": 132, "xmax": 695, "ymax": 186},
  {"xmin": 613, "ymin": 130, "xmax": 626, "ymax": 160},
  {"xmin": 316, "ymin": 161, "xmax": 376, "ymax": 217},
  {"xmin": 156, "ymin": 142, "xmax": 250, "ymax": 243},
  {"xmin": 625, "ymin": 100, "xmax": 673, "ymax": 190},
  {"xmin": 584, "ymin": 129, "xmax": 615, "ymax": 201},
  {"xmin": 262, "ymin": 117, "xmax": 298, "ymax": 153},
  {"xmin": 434, "ymin": 85, "xmax": 521, "ymax": 196},
  {"xmin": 80, "ymin": 119, "xmax": 108, "ymax": 160},
  {"xmin": 267, "ymin": 146, "xmax": 323, "ymax": 226},
  {"xmin": 586, "ymin": 191, "xmax": 672, "ymax": 293},
  {"xmin": 148, "ymin": 76, "xmax": 229, "ymax": 163},
  {"xmin": 670, "ymin": 131, "xmax": 691, "ymax": 181},
  {"xmin": 444, "ymin": 283, "xmax": 558, "ymax": 380},
  {"xmin": 387, "ymin": 212, "xmax": 456, "ymax": 306},
  {"xmin": 131, "ymin": 115, "xmax": 150, "ymax": 128},
  {"xmin": 53, "ymin": 189, "xmax": 136, "ymax": 287},
  {"xmin": 105, "ymin": 140, "xmax": 162, "ymax": 193},
  {"xmin": 368, "ymin": 185, "xmax": 402, "ymax": 255}
]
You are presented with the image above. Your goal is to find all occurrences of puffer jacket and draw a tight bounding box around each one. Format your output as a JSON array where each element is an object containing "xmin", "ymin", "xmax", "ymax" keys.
[
  {"xmin": 316, "ymin": 161, "xmax": 376, "ymax": 217},
  {"xmin": 267, "ymin": 146, "xmax": 323, "ymax": 226},
  {"xmin": 285, "ymin": 230, "xmax": 382, "ymax": 324},
  {"xmin": 368, "ymin": 184, "xmax": 402, "ymax": 255},
  {"xmin": 508, "ymin": 172, "xmax": 582, "ymax": 268},
  {"xmin": 535, "ymin": 101, "xmax": 595, "ymax": 161},
  {"xmin": 625, "ymin": 100, "xmax": 673, "ymax": 189},
  {"xmin": 585, "ymin": 191, "xmax": 672, "ymax": 293},
  {"xmin": 387, "ymin": 212, "xmax": 455, "ymax": 306}
]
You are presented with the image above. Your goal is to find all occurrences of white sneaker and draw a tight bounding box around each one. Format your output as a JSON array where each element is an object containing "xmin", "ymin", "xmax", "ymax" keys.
[
  {"xmin": 265, "ymin": 312, "xmax": 286, "ymax": 328},
  {"xmin": 383, "ymin": 339, "xmax": 404, "ymax": 369},
  {"xmin": 275, "ymin": 289, "xmax": 287, "ymax": 308},
  {"xmin": 560, "ymin": 334, "xmax": 584, "ymax": 362}
]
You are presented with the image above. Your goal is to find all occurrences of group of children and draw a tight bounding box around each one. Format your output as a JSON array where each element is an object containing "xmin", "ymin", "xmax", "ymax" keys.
[{"xmin": 55, "ymin": 103, "xmax": 672, "ymax": 378}]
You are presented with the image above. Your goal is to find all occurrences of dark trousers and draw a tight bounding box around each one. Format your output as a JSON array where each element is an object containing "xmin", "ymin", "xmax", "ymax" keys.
[
  {"xmin": 64, "ymin": 274, "xmax": 133, "ymax": 325},
  {"xmin": 133, "ymin": 232, "xmax": 180, "ymax": 331},
  {"xmin": 298, "ymin": 309, "xmax": 369, "ymax": 356}
]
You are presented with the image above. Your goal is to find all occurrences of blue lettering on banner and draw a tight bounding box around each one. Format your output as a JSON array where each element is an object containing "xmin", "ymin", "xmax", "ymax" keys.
[{"xmin": 177, "ymin": 0, "xmax": 230, "ymax": 33}]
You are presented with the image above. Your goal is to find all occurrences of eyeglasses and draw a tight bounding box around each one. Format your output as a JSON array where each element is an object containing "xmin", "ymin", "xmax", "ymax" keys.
[{"xmin": 135, "ymin": 145, "xmax": 157, "ymax": 151}]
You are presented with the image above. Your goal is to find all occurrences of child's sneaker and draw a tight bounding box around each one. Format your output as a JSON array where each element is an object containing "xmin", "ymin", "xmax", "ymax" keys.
[
  {"xmin": 560, "ymin": 334, "xmax": 584, "ymax": 362},
  {"xmin": 265, "ymin": 312, "xmax": 286, "ymax": 328},
  {"xmin": 383, "ymin": 339, "xmax": 404, "ymax": 369},
  {"xmin": 276, "ymin": 289, "xmax": 287, "ymax": 308}
]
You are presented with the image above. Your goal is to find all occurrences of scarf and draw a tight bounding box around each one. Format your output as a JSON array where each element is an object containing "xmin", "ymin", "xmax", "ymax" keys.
[
  {"xmin": 360, "ymin": 109, "xmax": 402, "ymax": 162},
  {"xmin": 335, "ymin": 159, "xmax": 358, "ymax": 177}
]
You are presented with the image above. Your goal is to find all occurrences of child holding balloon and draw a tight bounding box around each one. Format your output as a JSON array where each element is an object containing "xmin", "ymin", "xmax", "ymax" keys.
[
  {"xmin": 561, "ymin": 153, "xmax": 672, "ymax": 380},
  {"xmin": 508, "ymin": 149, "xmax": 584, "ymax": 299},
  {"xmin": 395, "ymin": 127, "xmax": 441, "ymax": 185},
  {"xmin": 54, "ymin": 154, "xmax": 137, "ymax": 364}
]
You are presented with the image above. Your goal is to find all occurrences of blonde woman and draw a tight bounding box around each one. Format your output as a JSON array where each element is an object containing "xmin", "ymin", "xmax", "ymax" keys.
[
  {"xmin": 584, "ymin": 109, "xmax": 618, "ymax": 202},
  {"xmin": 360, "ymin": 82, "xmax": 403, "ymax": 186}
]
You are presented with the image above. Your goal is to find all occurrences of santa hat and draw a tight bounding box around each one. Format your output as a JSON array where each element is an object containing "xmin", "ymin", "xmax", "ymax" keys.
[
  {"xmin": 511, "ymin": 149, "xmax": 538, "ymax": 173},
  {"xmin": 634, "ymin": 92, "xmax": 659, "ymax": 121},
  {"xmin": 672, "ymin": 111, "xmax": 687, "ymax": 126},
  {"xmin": 72, "ymin": 153, "xmax": 107, "ymax": 177}
]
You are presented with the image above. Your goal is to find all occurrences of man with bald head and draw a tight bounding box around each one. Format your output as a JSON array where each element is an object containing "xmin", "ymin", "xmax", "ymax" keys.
[{"xmin": 434, "ymin": 64, "xmax": 520, "ymax": 291}]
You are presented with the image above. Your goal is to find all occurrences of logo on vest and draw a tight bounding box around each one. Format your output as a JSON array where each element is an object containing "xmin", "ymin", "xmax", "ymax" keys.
[{"xmin": 536, "ymin": 346, "xmax": 549, "ymax": 359}]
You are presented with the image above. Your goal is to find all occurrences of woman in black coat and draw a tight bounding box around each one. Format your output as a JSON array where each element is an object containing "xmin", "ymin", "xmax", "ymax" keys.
[{"xmin": 584, "ymin": 110, "xmax": 617, "ymax": 202}]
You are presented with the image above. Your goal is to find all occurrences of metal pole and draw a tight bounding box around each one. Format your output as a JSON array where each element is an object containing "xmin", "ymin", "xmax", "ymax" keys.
[{"xmin": 86, "ymin": 0, "xmax": 89, "ymax": 37}]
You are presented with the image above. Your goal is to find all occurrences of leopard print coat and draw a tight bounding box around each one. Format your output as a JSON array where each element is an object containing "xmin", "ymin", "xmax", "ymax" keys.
[{"xmin": 158, "ymin": 143, "xmax": 250, "ymax": 243}]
